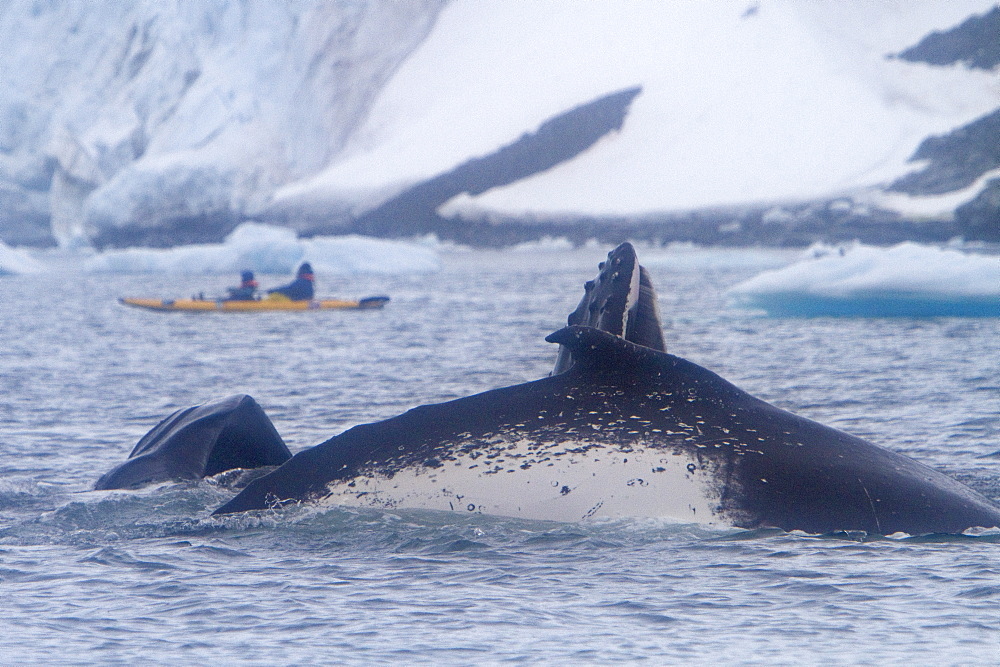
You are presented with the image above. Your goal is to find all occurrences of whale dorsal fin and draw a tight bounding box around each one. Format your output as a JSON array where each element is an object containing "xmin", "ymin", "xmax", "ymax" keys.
[{"xmin": 552, "ymin": 242, "xmax": 665, "ymax": 374}]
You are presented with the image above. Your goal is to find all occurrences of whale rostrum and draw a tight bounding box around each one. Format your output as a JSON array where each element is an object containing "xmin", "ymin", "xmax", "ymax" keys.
[{"xmin": 552, "ymin": 241, "xmax": 664, "ymax": 374}]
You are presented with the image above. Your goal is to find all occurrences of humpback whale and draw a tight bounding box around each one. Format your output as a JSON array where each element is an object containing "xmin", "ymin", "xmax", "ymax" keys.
[
  {"xmin": 213, "ymin": 245, "xmax": 1000, "ymax": 535},
  {"xmin": 95, "ymin": 394, "xmax": 291, "ymax": 490}
]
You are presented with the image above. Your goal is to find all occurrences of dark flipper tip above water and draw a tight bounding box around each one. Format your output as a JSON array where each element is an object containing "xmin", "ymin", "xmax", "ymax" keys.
[{"xmin": 95, "ymin": 394, "xmax": 291, "ymax": 491}]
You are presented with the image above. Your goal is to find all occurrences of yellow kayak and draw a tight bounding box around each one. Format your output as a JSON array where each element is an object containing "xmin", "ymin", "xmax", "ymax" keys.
[{"xmin": 120, "ymin": 296, "xmax": 390, "ymax": 312}]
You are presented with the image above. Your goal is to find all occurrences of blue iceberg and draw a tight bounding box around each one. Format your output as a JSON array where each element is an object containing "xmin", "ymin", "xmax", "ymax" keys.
[{"xmin": 729, "ymin": 242, "xmax": 1000, "ymax": 317}]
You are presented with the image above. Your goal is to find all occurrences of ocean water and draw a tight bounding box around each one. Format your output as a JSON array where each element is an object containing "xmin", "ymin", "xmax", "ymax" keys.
[{"xmin": 2, "ymin": 246, "xmax": 1000, "ymax": 664}]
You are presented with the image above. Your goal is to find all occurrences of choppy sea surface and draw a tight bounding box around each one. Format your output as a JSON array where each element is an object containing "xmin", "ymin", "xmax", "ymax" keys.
[{"xmin": 2, "ymin": 246, "xmax": 1000, "ymax": 664}]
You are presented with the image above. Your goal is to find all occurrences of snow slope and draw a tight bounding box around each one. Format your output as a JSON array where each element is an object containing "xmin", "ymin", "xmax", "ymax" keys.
[{"xmin": 378, "ymin": 0, "xmax": 1000, "ymax": 218}]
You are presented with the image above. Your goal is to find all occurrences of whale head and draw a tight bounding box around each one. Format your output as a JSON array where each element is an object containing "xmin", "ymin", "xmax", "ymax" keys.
[{"xmin": 552, "ymin": 241, "xmax": 665, "ymax": 374}]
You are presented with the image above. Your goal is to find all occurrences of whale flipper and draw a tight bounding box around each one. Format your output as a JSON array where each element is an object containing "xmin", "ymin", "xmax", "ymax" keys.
[{"xmin": 95, "ymin": 394, "xmax": 291, "ymax": 490}]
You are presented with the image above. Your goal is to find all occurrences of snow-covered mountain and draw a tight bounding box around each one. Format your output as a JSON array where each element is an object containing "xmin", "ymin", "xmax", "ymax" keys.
[{"xmin": 1, "ymin": 0, "xmax": 998, "ymax": 249}]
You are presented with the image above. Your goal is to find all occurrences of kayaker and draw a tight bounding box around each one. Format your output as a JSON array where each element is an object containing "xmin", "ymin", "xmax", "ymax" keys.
[
  {"xmin": 267, "ymin": 262, "xmax": 315, "ymax": 301},
  {"xmin": 225, "ymin": 270, "xmax": 259, "ymax": 301}
]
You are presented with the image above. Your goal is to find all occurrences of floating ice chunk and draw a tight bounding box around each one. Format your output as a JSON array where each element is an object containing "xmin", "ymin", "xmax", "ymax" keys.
[
  {"xmin": 302, "ymin": 235, "xmax": 440, "ymax": 275},
  {"xmin": 729, "ymin": 242, "xmax": 1000, "ymax": 317},
  {"xmin": 0, "ymin": 241, "xmax": 44, "ymax": 275},
  {"xmin": 82, "ymin": 222, "xmax": 439, "ymax": 275},
  {"xmin": 508, "ymin": 237, "xmax": 576, "ymax": 252},
  {"xmin": 223, "ymin": 223, "xmax": 305, "ymax": 274}
]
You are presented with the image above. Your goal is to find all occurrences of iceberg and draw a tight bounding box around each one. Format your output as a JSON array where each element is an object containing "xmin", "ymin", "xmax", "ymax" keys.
[
  {"xmin": 729, "ymin": 242, "xmax": 1000, "ymax": 317},
  {"xmin": 0, "ymin": 241, "xmax": 44, "ymax": 275},
  {"xmin": 1, "ymin": 0, "xmax": 445, "ymax": 248},
  {"xmin": 82, "ymin": 222, "xmax": 439, "ymax": 276},
  {"xmin": 303, "ymin": 235, "xmax": 440, "ymax": 275}
]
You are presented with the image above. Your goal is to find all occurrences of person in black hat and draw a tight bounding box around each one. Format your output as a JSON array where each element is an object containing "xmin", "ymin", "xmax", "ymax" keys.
[
  {"xmin": 267, "ymin": 262, "xmax": 315, "ymax": 301},
  {"xmin": 225, "ymin": 270, "xmax": 259, "ymax": 301}
]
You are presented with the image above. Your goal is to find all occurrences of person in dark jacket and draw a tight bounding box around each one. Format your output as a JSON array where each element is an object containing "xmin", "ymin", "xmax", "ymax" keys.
[
  {"xmin": 267, "ymin": 262, "xmax": 315, "ymax": 301},
  {"xmin": 226, "ymin": 270, "xmax": 259, "ymax": 301}
]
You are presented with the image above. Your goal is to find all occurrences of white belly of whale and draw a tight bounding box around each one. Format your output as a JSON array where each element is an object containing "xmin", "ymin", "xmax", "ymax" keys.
[{"xmin": 317, "ymin": 439, "xmax": 722, "ymax": 524}]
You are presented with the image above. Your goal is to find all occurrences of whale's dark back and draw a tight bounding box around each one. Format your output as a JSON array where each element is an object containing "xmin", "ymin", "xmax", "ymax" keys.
[
  {"xmin": 210, "ymin": 245, "xmax": 1000, "ymax": 534},
  {"xmin": 215, "ymin": 326, "xmax": 1000, "ymax": 535}
]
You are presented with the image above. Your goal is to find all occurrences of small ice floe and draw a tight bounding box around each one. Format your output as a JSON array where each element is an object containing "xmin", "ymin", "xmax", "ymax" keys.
[
  {"xmin": 728, "ymin": 242, "xmax": 1000, "ymax": 317},
  {"xmin": 82, "ymin": 222, "xmax": 440, "ymax": 275},
  {"xmin": 0, "ymin": 240, "xmax": 45, "ymax": 275}
]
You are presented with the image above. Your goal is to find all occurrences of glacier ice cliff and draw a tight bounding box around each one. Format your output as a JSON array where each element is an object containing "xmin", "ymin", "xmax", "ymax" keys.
[{"xmin": 0, "ymin": 0, "xmax": 445, "ymax": 248}]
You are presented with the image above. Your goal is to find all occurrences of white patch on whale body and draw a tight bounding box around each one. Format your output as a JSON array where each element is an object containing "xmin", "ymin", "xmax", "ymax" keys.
[
  {"xmin": 316, "ymin": 437, "xmax": 722, "ymax": 524},
  {"xmin": 622, "ymin": 259, "xmax": 641, "ymax": 336}
]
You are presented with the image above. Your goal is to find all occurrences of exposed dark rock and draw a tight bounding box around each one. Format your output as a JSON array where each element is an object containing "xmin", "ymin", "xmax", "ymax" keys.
[
  {"xmin": 956, "ymin": 177, "xmax": 1000, "ymax": 241},
  {"xmin": 889, "ymin": 108, "xmax": 1000, "ymax": 195},
  {"xmin": 894, "ymin": 6, "xmax": 1000, "ymax": 70},
  {"xmin": 348, "ymin": 86, "xmax": 643, "ymax": 238},
  {"xmin": 80, "ymin": 192, "xmax": 974, "ymax": 250},
  {"xmin": 887, "ymin": 7, "xmax": 1000, "ymax": 235},
  {"xmin": 385, "ymin": 198, "xmax": 961, "ymax": 249}
]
